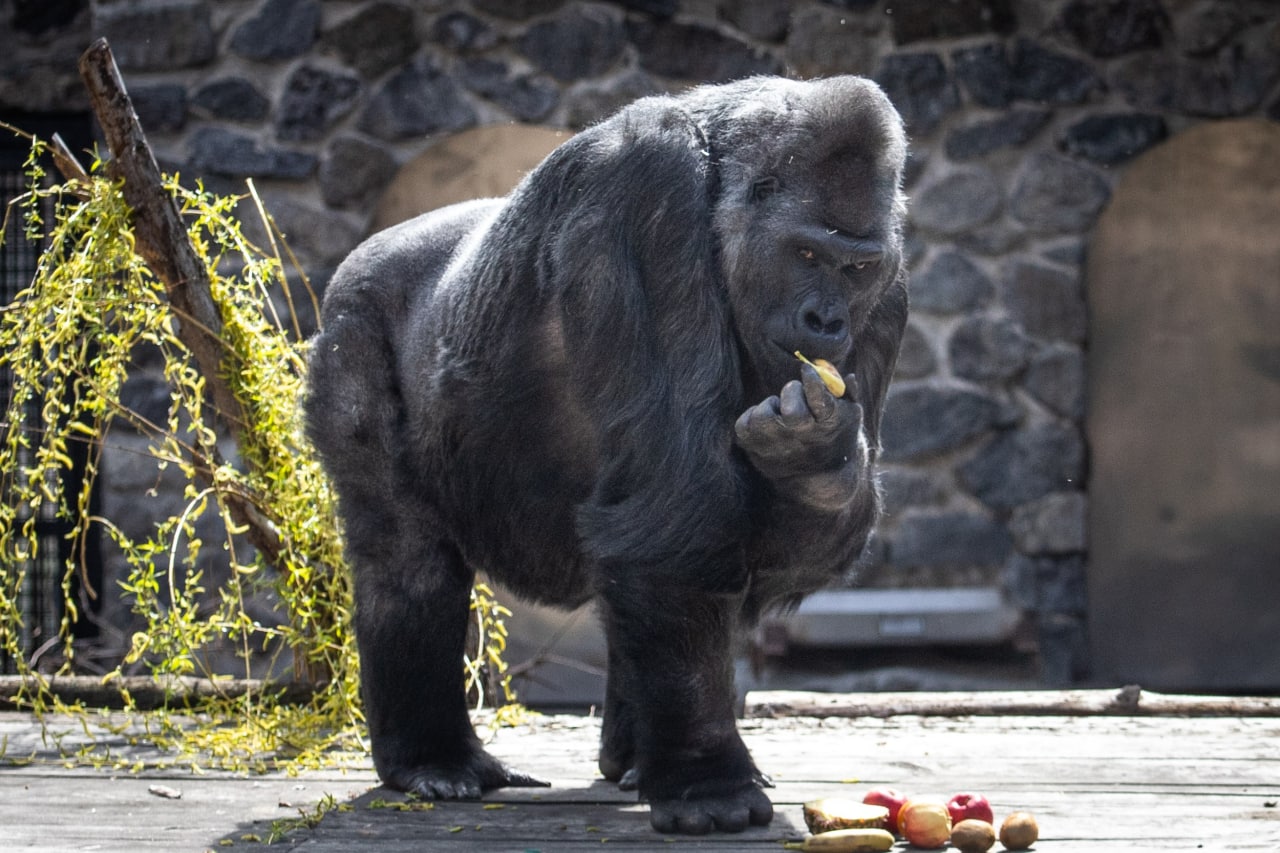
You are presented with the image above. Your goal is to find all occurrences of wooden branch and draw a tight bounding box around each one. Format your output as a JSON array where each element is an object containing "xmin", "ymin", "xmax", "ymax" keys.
[
  {"xmin": 0, "ymin": 674, "xmax": 317, "ymax": 711},
  {"xmin": 745, "ymin": 687, "xmax": 1280, "ymax": 719},
  {"xmin": 78, "ymin": 39, "xmax": 243, "ymax": 432},
  {"xmin": 71, "ymin": 39, "xmax": 283, "ymax": 568}
]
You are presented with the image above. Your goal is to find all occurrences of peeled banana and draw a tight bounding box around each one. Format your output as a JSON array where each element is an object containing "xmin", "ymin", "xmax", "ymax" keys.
[
  {"xmin": 794, "ymin": 351, "xmax": 847, "ymax": 397},
  {"xmin": 784, "ymin": 827, "xmax": 896, "ymax": 852}
]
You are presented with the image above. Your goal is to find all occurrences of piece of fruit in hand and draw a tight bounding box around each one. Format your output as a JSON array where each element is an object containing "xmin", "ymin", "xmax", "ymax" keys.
[{"xmin": 794, "ymin": 351, "xmax": 847, "ymax": 397}]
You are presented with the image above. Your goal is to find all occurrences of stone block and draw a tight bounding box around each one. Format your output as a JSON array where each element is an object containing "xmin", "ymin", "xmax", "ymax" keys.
[
  {"xmin": 191, "ymin": 77, "xmax": 270, "ymax": 122},
  {"xmin": 628, "ymin": 19, "xmax": 780, "ymax": 82},
  {"xmin": 319, "ymin": 136, "xmax": 398, "ymax": 211},
  {"xmin": 1009, "ymin": 492, "xmax": 1087, "ymax": 555},
  {"xmin": 944, "ymin": 108, "xmax": 1050, "ymax": 161},
  {"xmin": 887, "ymin": 510, "xmax": 1013, "ymax": 569},
  {"xmin": 321, "ymin": 1, "xmax": 420, "ymax": 78},
  {"xmin": 460, "ymin": 59, "xmax": 559, "ymax": 123},
  {"xmin": 277, "ymin": 64, "xmax": 362, "ymax": 142},
  {"xmin": 949, "ymin": 315, "xmax": 1033, "ymax": 382},
  {"xmin": 93, "ymin": 0, "xmax": 215, "ymax": 70},
  {"xmin": 1002, "ymin": 260, "xmax": 1087, "ymax": 344},
  {"xmin": 874, "ymin": 51, "xmax": 959, "ymax": 135},
  {"xmin": 186, "ymin": 127, "xmax": 316, "ymax": 179},
  {"xmin": 1058, "ymin": 0, "xmax": 1167, "ymax": 57},
  {"xmin": 1009, "ymin": 152, "xmax": 1110, "ymax": 234},
  {"xmin": 911, "ymin": 167, "xmax": 1002, "ymax": 236},
  {"xmin": 130, "ymin": 84, "xmax": 187, "ymax": 134},
  {"xmin": 889, "ymin": 0, "xmax": 1015, "ymax": 45},
  {"xmin": 958, "ymin": 422, "xmax": 1086, "ymax": 510},
  {"xmin": 229, "ymin": 0, "xmax": 320, "ymax": 61},
  {"xmin": 520, "ymin": 6, "xmax": 626, "ymax": 82},
  {"xmin": 359, "ymin": 59, "xmax": 476, "ymax": 141},
  {"xmin": 1024, "ymin": 343, "xmax": 1085, "ymax": 420},
  {"xmin": 893, "ymin": 321, "xmax": 937, "ymax": 380},
  {"xmin": 911, "ymin": 251, "xmax": 995, "ymax": 314},
  {"xmin": 880, "ymin": 382, "xmax": 1012, "ymax": 462}
]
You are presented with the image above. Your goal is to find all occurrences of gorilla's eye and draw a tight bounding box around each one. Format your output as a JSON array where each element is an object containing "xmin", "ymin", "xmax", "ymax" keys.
[
  {"xmin": 798, "ymin": 247, "xmax": 817, "ymax": 262},
  {"xmin": 750, "ymin": 176, "xmax": 780, "ymax": 203}
]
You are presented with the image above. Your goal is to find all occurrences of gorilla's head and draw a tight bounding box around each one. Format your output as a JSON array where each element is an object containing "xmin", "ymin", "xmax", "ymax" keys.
[{"xmin": 694, "ymin": 77, "xmax": 908, "ymax": 400}]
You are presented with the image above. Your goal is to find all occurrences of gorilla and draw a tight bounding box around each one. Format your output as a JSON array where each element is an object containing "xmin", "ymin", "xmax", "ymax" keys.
[{"xmin": 305, "ymin": 75, "xmax": 908, "ymax": 835}]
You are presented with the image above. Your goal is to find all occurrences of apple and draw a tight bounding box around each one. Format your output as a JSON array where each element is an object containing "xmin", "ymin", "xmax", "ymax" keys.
[
  {"xmin": 897, "ymin": 800, "xmax": 952, "ymax": 849},
  {"xmin": 947, "ymin": 791, "xmax": 994, "ymax": 826},
  {"xmin": 861, "ymin": 787, "xmax": 908, "ymax": 831}
]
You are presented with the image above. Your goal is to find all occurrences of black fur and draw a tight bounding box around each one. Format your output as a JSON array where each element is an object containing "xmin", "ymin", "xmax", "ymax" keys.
[{"xmin": 305, "ymin": 75, "xmax": 909, "ymax": 835}]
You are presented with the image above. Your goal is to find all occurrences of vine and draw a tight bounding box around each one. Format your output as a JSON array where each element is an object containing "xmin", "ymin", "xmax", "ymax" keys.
[{"xmin": 0, "ymin": 131, "xmax": 521, "ymax": 773}]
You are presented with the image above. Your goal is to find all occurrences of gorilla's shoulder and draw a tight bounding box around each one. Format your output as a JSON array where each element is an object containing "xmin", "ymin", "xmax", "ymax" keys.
[{"xmin": 325, "ymin": 199, "xmax": 504, "ymax": 310}]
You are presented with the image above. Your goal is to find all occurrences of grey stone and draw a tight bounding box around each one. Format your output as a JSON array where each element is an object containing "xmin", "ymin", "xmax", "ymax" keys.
[
  {"xmin": 277, "ymin": 65, "xmax": 361, "ymax": 142},
  {"xmin": 911, "ymin": 167, "xmax": 1002, "ymax": 236},
  {"xmin": 1010, "ymin": 492, "xmax": 1087, "ymax": 555},
  {"xmin": 192, "ymin": 77, "xmax": 270, "ymax": 122},
  {"xmin": 130, "ymin": 84, "xmax": 186, "ymax": 133},
  {"xmin": 1009, "ymin": 152, "xmax": 1110, "ymax": 234},
  {"xmin": 628, "ymin": 19, "xmax": 780, "ymax": 82},
  {"xmin": 1006, "ymin": 554, "xmax": 1087, "ymax": 612},
  {"xmin": 432, "ymin": 11, "xmax": 499, "ymax": 54},
  {"xmin": 521, "ymin": 7, "xmax": 626, "ymax": 82},
  {"xmin": 1009, "ymin": 37, "xmax": 1102, "ymax": 104},
  {"xmin": 953, "ymin": 42, "xmax": 1014, "ymax": 108},
  {"xmin": 949, "ymin": 316, "xmax": 1033, "ymax": 382},
  {"xmin": 564, "ymin": 71, "xmax": 661, "ymax": 129},
  {"xmin": 889, "ymin": 0, "xmax": 1016, "ymax": 45},
  {"xmin": 719, "ymin": 0, "xmax": 791, "ymax": 42},
  {"xmin": 874, "ymin": 51, "xmax": 959, "ymax": 135},
  {"xmin": 1038, "ymin": 611, "xmax": 1089, "ymax": 685},
  {"xmin": 319, "ymin": 136, "xmax": 398, "ymax": 211},
  {"xmin": 14, "ymin": 0, "xmax": 85, "ymax": 36},
  {"xmin": 944, "ymin": 108, "xmax": 1050, "ymax": 161},
  {"xmin": 1024, "ymin": 344, "xmax": 1086, "ymax": 420},
  {"xmin": 473, "ymin": 0, "xmax": 566, "ymax": 17},
  {"xmin": 1058, "ymin": 0, "xmax": 1167, "ymax": 57},
  {"xmin": 880, "ymin": 467, "xmax": 949, "ymax": 516},
  {"xmin": 460, "ymin": 59, "xmax": 559, "ymax": 123},
  {"xmin": 893, "ymin": 321, "xmax": 936, "ymax": 380},
  {"xmin": 1112, "ymin": 25, "xmax": 1280, "ymax": 117},
  {"xmin": 187, "ymin": 127, "xmax": 317, "ymax": 179},
  {"xmin": 958, "ymin": 422, "xmax": 1086, "ymax": 510},
  {"xmin": 956, "ymin": 222, "xmax": 1026, "ymax": 256},
  {"xmin": 229, "ymin": 0, "xmax": 320, "ymax": 61},
  {"xmin": 887, "ymin": 510, "xmax": 1013, "ymax": 568},
  {"xmin": 911, "ymin": 251, "xmax": 995, "ymax": 314},
  {"xmin": 880, "ymin": 383, "xmax": 1011, "ymax": 462},
  {"xmin": 118, "ymin": 374, "xmax": 172, "ymax": 432},
  {"xmin": 1174, "ymin": 2, "xmax": 1247, "ymax": 56},
  {"xmin": 359, "ymin": 60, "xmax": 477, "ymax": 141},
  {"xmin": 257, "ymin": 196, "xmax": 362, "ymax": 268},
  {"xmin": 1002, "ymin": 260, "xmax": 1087, "ymax": 344},
  {"xmin": 321, "ymin": 1, "xmax": 419, "ymax": 78},
  {"xmin": 1058, "ymin": 113, "xmax": 1167, "ymax": 165},
  {"xmin": 785, "ymin": 7, "xmax": 881, "ymax": 77},
  {"xmin": 93, "ymin": 0, "xmax": 215, "ymax": 70},
  {"xmin": 612, "ymin": 0, "xmax": 678, "ymax": 15}
]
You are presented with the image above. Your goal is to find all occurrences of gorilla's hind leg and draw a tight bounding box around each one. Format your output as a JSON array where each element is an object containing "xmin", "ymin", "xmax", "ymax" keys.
[{"xmin": 350, "ymin": 529, "xmax": 547, "ymax": 798}]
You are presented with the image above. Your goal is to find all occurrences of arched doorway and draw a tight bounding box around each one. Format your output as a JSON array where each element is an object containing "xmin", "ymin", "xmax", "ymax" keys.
[{"xmin": 1086, "ymin": 120, "xmax": 1280, "ymax": 691}]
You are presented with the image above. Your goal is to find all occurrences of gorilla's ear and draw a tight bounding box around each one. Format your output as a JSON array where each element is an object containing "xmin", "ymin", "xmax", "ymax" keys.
[{"xmin": 852, "ymin": 271, "xmax": 908, "ymax": 456}]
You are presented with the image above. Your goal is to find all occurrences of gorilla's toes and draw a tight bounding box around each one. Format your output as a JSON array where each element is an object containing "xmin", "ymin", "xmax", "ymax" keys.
[
  {"xmin": 649, "ymin": 786, "xmax": 773, "ymax": 834},
  {"xmin": 386, "ymin": 753, "xmax": 548, "ymax": 800}
]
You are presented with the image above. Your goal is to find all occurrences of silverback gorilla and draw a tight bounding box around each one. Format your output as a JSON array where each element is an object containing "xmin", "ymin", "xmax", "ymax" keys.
[{"xmin": 305, "ymin": 75, "xmax": 908, "ymax": 835}]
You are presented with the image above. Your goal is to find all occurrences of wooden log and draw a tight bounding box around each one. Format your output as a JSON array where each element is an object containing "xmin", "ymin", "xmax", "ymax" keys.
[
  {"xmin": 745, "ymin": 687, "xmax": 1280, "ymax": 718},
  {"xmin": 72, "ymin": 38, "xmax": 283, "ymax": 569},
  {"xmin": 0, "ymin": 674, "xmax": 317, "ymax": 711}
]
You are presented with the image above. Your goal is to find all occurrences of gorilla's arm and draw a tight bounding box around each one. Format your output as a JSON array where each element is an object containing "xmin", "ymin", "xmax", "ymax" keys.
[{"xmin": 736, "ymin": 275, "xmax": 909, "ymax": 606}]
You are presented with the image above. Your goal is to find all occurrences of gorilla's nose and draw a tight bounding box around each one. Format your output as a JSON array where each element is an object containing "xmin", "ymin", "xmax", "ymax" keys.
[{"xmin": 796, "ymin": 294, "xmax": 850, "ymax": 358}]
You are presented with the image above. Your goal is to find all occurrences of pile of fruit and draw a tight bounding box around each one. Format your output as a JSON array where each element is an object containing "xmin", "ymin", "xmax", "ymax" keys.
[{"xmin": 785, "ymin": 788, "xmax": 1039, "ymax": 852}]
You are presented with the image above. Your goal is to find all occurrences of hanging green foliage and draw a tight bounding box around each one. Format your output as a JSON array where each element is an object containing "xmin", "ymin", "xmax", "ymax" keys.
[{"xmin": 0, "ymin": 131, "xmax": 522, "ymax": 773}]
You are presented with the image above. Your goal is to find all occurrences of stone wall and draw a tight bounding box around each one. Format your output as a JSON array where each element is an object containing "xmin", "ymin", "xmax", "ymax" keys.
[{"xmin": 4, "ymin": 0, "xmax": 1279, "ymax": 681}]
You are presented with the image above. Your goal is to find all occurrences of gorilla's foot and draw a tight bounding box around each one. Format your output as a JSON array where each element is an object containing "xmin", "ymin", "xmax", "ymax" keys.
[
  {"xmin": 649, "ymin": 784, "xmax": 774, "ymax": 834},
  {"xmin": 382, "ymin": 750, "xmax": 549, "ymax": 800}
]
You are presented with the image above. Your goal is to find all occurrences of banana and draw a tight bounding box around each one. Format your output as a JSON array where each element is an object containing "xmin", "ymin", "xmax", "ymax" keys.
[
  {"xmin": 784, "ymin": 827, "xmax": 896, "ymax": 852},
  {"xmin": 794, "ymin": 351, "xmax": 847, "ymax": 397}
]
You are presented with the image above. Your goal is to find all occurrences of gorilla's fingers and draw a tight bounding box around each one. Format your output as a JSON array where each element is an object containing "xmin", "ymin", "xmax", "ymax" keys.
[
  {"xmin": 798, "ymin": 364, "xmax": 838, "ymax": 421},
  {"xmin": 778, "ymin": 380, "xmax": 811, "ymax": 425}
]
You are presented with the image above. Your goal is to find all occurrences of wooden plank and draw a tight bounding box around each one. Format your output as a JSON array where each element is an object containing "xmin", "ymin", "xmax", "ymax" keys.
[
  {"xmin": 2, "ymin": 710, "xmax": 1278, "ymax": 852},
  {"xmin": 746, "ymin": 687, "xmax": 1280, "ymax": 717}
]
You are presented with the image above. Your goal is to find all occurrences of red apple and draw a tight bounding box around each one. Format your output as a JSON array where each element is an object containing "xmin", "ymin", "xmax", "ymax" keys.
[
  {"xmin": 898, "ymin": 800, "xmax": 952, "ymax": 849},
  {"xmin": 861, "ymin": 787, "xmax": 908, "ymax": 831},
  {"xmin": 947, "ymin": 791, "xmax": 994, "ymax": 826}
]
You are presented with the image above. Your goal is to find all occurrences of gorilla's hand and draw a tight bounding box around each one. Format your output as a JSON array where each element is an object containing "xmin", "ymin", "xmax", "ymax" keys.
[{"xmin": 734, "ymin": 364, "xmax": 869, "ymax": 510}]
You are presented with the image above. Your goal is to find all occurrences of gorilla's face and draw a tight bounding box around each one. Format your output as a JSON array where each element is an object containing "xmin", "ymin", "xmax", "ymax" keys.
[{"xmin": 710, "ymin": 83, "xmax": 907, "ymax": 400}]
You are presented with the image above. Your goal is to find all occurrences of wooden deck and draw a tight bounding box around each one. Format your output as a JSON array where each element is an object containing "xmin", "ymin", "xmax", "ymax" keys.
[{"xmin": 1, "ymin": 691, "xmax": 1278, "ymax": 852}]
